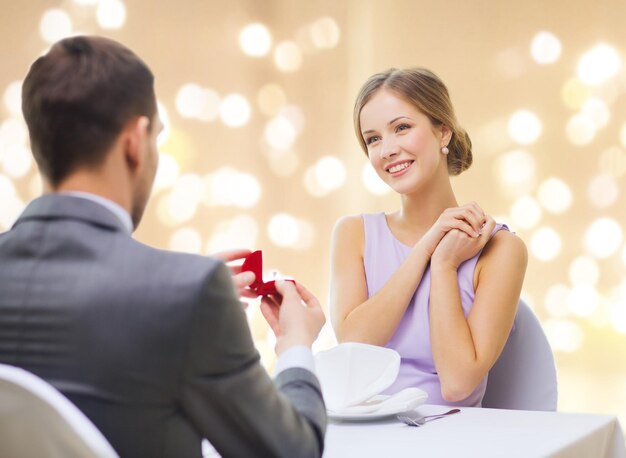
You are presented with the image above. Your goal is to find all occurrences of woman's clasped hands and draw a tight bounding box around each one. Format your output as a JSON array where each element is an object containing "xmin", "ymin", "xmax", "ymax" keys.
[{"xmin": 418, "ymin": 202, "xmax": 496, "ymax": 270}]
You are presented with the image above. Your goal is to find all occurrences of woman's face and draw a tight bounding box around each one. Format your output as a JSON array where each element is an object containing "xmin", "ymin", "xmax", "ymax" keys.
[{"xmin": 359, "ymin": 89, "xmax": 449, "ymax": 195}]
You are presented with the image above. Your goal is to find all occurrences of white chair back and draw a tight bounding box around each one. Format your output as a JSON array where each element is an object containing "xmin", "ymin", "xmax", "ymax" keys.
[
  {"xmin": 0, "ymin": 363, "xmax": 119, "ymax": 458},
  {"xmin": 482, "ymin": 300, "xmax": 558, "ymax": 411}
]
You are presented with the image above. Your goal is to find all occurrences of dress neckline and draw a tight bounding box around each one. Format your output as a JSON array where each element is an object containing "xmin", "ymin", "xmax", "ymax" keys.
[{"xmin": 381, "ymin": 212, "xmax": 413, "ymax": 251}]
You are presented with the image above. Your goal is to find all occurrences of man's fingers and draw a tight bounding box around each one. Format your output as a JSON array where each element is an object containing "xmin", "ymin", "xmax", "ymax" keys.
[
  {"xmin": 260, "ymin": 300, "xmax": 281, "ymax": 336},
  {"xmin": 232, "ymin": 271, "xmax": 255, "ymax": 289},
  {"xmin": 294, "ymin": 282, "xmax": 321, "ymax": 309},
  {"xmin": 274, "ymin": 279, "xmax": 298, "ymax": 299}
]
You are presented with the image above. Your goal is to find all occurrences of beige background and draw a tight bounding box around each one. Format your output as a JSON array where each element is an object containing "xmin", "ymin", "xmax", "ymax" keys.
[{"xmin": 1, "ymin": 0, "xmax": 625, "ymax": 426}]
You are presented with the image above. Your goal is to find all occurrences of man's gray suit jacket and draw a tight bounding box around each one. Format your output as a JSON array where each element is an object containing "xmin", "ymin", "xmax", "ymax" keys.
[{"xmin": 0, "ymin": 194, "xmax": 326, "ymax": 457}]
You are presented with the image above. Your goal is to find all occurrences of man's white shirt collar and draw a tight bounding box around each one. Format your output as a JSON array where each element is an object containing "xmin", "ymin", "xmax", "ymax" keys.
[{"xmin": 60, "ymin": 191, "xmax": 134, "ymax": 233}]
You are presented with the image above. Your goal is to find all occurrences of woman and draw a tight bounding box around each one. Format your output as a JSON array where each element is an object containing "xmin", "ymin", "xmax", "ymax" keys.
[{"xmin": 330, "ymin": 68, "xmax": 527, "ymax": 406}]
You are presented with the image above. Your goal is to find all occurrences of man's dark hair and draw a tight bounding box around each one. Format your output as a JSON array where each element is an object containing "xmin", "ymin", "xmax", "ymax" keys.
[{"xmin": 22, "ymin": 35, "xmax": 157, "ymax": 185}]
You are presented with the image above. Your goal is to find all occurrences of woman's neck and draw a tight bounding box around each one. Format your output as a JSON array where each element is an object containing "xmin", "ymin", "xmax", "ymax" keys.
[{"xmin": 397, "ymin": 179, "xmax": 458, "ymax": 233}]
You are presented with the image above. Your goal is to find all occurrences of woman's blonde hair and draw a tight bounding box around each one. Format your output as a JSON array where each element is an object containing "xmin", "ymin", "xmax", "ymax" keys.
[{"xmin": 353, "ymin": 68, "xmax": 472, "ymax": 176}]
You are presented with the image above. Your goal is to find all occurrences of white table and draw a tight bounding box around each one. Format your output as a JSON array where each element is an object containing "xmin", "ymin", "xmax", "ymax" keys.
[{"xmin": 324, "ymin": 404, "xmax": 626, "ymax": 457}]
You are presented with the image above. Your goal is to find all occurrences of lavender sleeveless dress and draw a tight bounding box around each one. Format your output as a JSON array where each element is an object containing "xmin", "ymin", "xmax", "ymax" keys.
[{"xmin": 362, "ymin": 212, "xmax": 509, "ymax": 407}]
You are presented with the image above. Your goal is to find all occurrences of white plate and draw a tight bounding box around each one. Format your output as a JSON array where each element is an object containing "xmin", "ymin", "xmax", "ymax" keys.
[{"xmin": 329, "ymin": 389, "xmax": 428, "ymax": 421}]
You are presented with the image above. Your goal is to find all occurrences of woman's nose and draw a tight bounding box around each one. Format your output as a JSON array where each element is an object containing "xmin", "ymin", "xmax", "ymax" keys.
[{"xmin": 380, "ymin": 138, "xmax": 400, "ymax": 160}]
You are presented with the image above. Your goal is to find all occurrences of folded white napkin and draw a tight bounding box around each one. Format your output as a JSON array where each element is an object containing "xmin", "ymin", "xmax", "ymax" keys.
[{"xmin": 314, "ymin": 343, "xmax": 401, "ymax": 412}]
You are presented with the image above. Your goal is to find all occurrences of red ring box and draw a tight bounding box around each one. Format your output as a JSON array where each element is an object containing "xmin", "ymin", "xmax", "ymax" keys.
[{"xmin": 241, "ymin": 250, "xmax": 295, "ymax": 297}]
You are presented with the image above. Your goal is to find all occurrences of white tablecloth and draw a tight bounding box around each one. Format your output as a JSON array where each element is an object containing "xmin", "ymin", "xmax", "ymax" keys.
[{"xmin": 324, "ymin": 404, "xmax": 626, "ymax": 457}]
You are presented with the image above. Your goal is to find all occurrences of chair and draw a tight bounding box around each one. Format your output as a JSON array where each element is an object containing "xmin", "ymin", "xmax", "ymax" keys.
[
  {"xmin": 482, "ymin": 300, "xmax": 558, "ymax": 411},
  {"xmin": 0, "ymin": 363, "xmax": 119, "ymax": 458}
]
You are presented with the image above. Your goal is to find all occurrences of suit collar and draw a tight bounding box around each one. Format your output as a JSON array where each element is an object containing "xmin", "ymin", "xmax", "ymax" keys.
[{"xmin": 13, "ymin": 194, "xmax": 130, "ymax": 233}]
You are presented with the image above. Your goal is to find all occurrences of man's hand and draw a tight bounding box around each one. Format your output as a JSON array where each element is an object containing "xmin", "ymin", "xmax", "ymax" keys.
[
  {"xmin": 260, "ymin": 280, "xmax": 326, "ymax": 355},
  {"xmin": 212, "ymin": 249, "xmax": 258, "ymax": 304}
]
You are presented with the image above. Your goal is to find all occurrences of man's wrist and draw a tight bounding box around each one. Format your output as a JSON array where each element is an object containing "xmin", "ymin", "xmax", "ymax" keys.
[{"xmin": 276, "ymin": 335, "xmax": 313, "ymax": 356}]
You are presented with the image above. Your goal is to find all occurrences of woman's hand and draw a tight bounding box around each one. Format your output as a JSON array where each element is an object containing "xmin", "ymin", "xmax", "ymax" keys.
[
  {"xmin": 417, "ymin": 202, "xmax": 487, "ymax": 257},
  {"xmin": 431, "ymin": 215, "xmax": 496, "ymax": 270}
]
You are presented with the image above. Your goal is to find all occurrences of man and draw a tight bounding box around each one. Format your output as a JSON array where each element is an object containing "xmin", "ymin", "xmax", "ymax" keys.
[{"xmin": 0, "ymin": 36, "xmax": 326, "ymax": 457}]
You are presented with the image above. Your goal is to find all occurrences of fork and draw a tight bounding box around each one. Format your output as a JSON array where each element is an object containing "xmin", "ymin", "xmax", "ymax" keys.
[{"xmin": 397, "ymin": 408, "xmax": 461, "ymax": 427}]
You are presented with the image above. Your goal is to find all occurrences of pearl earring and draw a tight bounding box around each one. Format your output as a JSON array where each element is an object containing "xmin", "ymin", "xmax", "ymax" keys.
[{"xmin": 441, "ymin": 146, "xmax": 449, "ymax": 155}]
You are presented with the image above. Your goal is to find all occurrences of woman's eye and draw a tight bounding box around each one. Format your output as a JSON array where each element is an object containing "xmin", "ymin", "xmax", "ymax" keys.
[
  {"xmin": 366, "ymin": 135, "xmax": 381, "ymax": 145},
  {"xmin": 396, "ymin": 123, "xmax": 410, "ymax": 132}
]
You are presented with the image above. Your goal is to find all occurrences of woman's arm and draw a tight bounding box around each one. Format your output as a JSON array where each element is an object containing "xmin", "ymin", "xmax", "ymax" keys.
[
  {"xmin": 329, "ymin": 215, "xmax": 431, "ymax": 345},
  {"xmin": 429, "ymin": 223, "xmax": 528, "ymax": 402}
]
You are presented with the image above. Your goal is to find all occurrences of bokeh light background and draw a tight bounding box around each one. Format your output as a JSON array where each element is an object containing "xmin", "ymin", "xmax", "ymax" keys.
[{"xmin": 1, "ymin": 0, "xmax": 625, "ymax": 424}]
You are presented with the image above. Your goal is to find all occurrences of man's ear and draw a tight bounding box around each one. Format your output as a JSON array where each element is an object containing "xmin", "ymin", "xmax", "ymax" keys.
[{"xmin": 124, "ymin": 116, "xmax": 150, "ymax": 169}]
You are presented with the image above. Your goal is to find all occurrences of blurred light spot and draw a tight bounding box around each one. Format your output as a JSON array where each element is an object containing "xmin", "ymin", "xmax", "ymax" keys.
[
  {"xmin": 569, "ymin": 256, "xmax": 600, "ymax": 286},
  {"xmin": 567, "ymin": 284, "xmax": 600, "ymax": 317},
  {"xmin": 581, "ymin": 97, "xmax": 610, "ymax": 128},
  {"xmin": 507, "ymin": 110, "xmax": 542, "ymax": 145},
  {"xmin": 239, "ymin": 23, "xmax": 272, "ymax": 57},
  {"xmin": 219, "ymin": 94, "xmax": 251, "ymax": 128},
  {"xmin": 309, "ymin": 17, "xmax": 340, "ymax": 49},
  {"xmin": 314, "ymin": 156, "xmax": 346, "ymax": 191},
  {"xmin": 265, "ymin": 116, "xmax": 296, "ymax": 151},
  {"xmin": 268, "ymin": 213, "xmax": 300, "ymax": 247},
  {"xmin": 168, "ymin": 227, "xmax": 202, "ymax": 254},
  {"xmin": 0, "ymin": 143, "xmax": 32, "ymax": 178},
  {"xmin": 537, "ymin": 177, "xmax": 572, "ymax": 214},
  {"xmin": 203, "ymin": 167, "xmax": 261, "ymax": 208},
  {"xmin": 0, "ymin": 118, "xmax": 29, "ymax": 146},
  {"xmin": 0, "ymin": 173, "xmax": 16, "ymax": 198},
  {"xmin": 561, "ymin": 78, "xmax": 589, "ymax": 110},
  {"xmin": 510, "ymin": 195, "xmax": 542, "ymax": 230},
  {"xmin": 544, "ymin": 284, "xmax": 570, "ymax": 318},
  {"xmin": 274, "ymin": 41, "xmax": 303, "ymax": 72},
  {"xmin": 530, "ymin": 31, "xmax": 562, "ymax": 64},
  {"xmin": 599, "ymin": 146, "xmax": 626, "ymax": 178},
  {"xmin": 154, "ymin": 152, "xmax": 180, "ymax": 191},
  {"xmin": 544, "ymin": 319, "xmax": 584, "ymax": 353},
  {"xmin": 0, "ymin": 192, "xmax": 24, "ymax": 231},
  {"xmin": 530, "ymin": 226, "xmax": 561, "ymax": 262},
  {"xmin": 565, "ymin": 112, "xmax": 596, "ymax": 146},
  {"xmin": 40, "ymin": 8, "xmax": 72, "ymax": 44},
  {"xmin": 176, "ymin": 84, "xmax": 220, "ymax": 121},
  {"xmin": 577, "ymin": 43, "xmax": 622, "ymax": 86},
  {"xmin": 257, "ymin": 84, "xmax": 287, "ymax": 116},
  {"xmin": 362, "ymin": 163, "xmax": 391, "ymax": 196},
  {"xmin": 278, "ymin": 105, "xmax": 305, "ymax": 134},
  {"xmin": 73, "ymin": 0, "xmax": 99, "ymax": 5},
  {"xmin": 208, "ymin": 215, "xmax": 258, "ymax": 253},
  {"xmin": 3, "ymin": 81, "xmax": 22, "ymax": 116},
  {"xmin": 157, "ymin": 174, "xmax": 203, "ymax": 226},
  {"xmin": 96, "ymin": 0, "xmax": 126, "ymax": 29},
  {"xmin": 267, "ymin": 150, "xmax": 299, "ymax": 177},
  {"xmin": 587, "ymin": 174, "xmax": 619, "ymax": 208},
  {"xmin": 304, "ymin": 156, "xmax": 346, "ymax": 197},
  {"xmin": 495, "ymin": 149, "xmax": 536, "ymax": 196},
  {"xmin": 585, "ymin": 217, "xmax": 623, "ymax": 258},
  {"xmin": 157, "ymin": 101, "xmax": 171, "ymax": 146}
]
